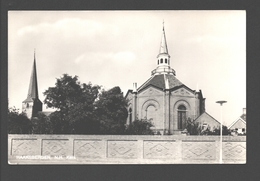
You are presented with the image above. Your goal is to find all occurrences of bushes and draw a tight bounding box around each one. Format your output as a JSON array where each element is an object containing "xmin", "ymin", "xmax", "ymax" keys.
[
  {"xmin": 8, "ymin": 107, "xmax": 32, "ymax": 134},
  {"xmin": 186, "ymin": 117, "xmax": 231, "ymax": 136},
  {"xmin": 31, "ymin": 112, "xmax": 53, "ymax": 134},
  {"xmin": 125, "ymin": 118, "xmax": 154, "ymax": 135}
]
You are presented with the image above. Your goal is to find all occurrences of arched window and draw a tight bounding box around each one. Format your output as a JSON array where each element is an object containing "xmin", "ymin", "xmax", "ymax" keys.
[
  {"xmin": 158, "ymin": 60, "xmax": 159, "ymax": 65},
  {"xmin": 129, "ymin": 108, "xmax": 132, "ymax": 123},
  {"xmin": 178, "ymin": 105, "xmax": 186, "ymax": 130},
  {"xmin": 160, "ymin": 58, "xmax": 163, "ymax": 63},
  {"xmin": 165, "ymin": 58, "xmax": 167, "ymax": 64},
  {"xmin": 147, "ymin": 105, "xmax": 156, "ymax": 127},
  {"xmin": 26, "ymin": 103, "xmax": 29, "ymax": 108}
]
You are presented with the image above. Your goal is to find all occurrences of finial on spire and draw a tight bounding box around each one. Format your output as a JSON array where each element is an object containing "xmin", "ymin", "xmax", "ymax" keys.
[
  {"xmin": 163, "ymin": 20, "xmax": 164, "ymax": 31},
  {"xmin": 34, "ymin": 48, "xmax": 36, "ymax": 60}
]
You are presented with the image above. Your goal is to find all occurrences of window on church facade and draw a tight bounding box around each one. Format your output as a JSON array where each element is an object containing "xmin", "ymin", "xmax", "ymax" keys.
[
  {"xmin": 178, "ymin": 105, "xmax": 186, "ymax": 130},
  {"xmin": 147, "ymin": 105, "xmax": 156, "ymax": 128},
  {"xmin": 160, "ymin": 58, "xmax": 163, "ymax": 63},
  {"xmin": 165, "ymin": 58, "xmax": 167, "ymax": 64},
  {"xmin": 129, "ymin": 108, "xmax": 132, "ymax": 123},
  {"xmin": 158, "ymin": 60, "xmax": 159, "ymax": 65}
]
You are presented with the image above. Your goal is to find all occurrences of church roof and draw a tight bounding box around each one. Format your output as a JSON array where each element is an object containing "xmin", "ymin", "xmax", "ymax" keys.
[
  {"xmin": 165, "ymin": 74, "xmax": 183, "ymax": 89},
  {"xmin": 138, "ymin": 74, "xmax": 184, "ymax": 92}
]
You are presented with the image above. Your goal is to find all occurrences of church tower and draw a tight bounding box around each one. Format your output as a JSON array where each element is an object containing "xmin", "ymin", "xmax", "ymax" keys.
[
  {"xmin": 152, "ymin": 23, "xmax": 176, "ymax": 76},
  {"xmin": 22, "ymin": 51, "xmax": 42, "ymax": 119}
]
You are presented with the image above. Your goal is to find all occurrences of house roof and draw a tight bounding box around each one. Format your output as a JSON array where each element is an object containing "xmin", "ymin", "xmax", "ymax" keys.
[
  {"xmin": 240, "ymin": 114, "xmax": 246, "ymax": 122},
  {"xmin": 228, "ymin": 117, "xmax": 246, "ymax": 129},
  {"xmin": 194, "ymin": 112, "xmax": 221, "ymax": 125}
]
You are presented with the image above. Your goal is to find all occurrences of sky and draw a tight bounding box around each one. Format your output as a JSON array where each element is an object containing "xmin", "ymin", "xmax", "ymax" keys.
[{"xmin": 8, "ymin": 11, "xmax": 246, "ymax": 126}]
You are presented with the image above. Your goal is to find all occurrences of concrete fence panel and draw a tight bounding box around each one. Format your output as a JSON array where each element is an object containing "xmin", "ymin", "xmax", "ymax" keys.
[{"xmin": 8, "ymin": 134, "xmax": 246, "ymax": 164}]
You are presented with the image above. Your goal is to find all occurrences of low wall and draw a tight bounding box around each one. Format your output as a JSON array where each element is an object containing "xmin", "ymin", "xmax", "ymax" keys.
[{"xmin": 8, "ymin": 134, "xmax": 246, "ymax": 164}]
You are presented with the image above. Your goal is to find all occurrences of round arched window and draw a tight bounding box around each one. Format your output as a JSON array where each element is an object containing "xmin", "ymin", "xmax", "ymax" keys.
[
  {"xmin": 129, "ymin": 108, "xmax": 132, "ymax": 123},
  {"xmin": 147, "ymin": 105, "xmax": 157, "ymax": 128},
  {"xmin": 160, "ymin": 58, "xmax": 163, "ymax": 63},
  {"xmin": 178, "ymin": 105, "xmax": 186, "ymax": 130},
  {"xmin": 165, "ymin": 58, "xmax": 167, "ymax": 64}
]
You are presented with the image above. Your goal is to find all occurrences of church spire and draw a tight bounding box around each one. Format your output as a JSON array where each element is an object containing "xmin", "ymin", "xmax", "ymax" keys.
[
  {"xmin": 159, "ymin": 21, "xmax": 168, "ymax": 54},
  {"xmin": 22, "ymin": 50, "xmax": 42, "ymax": 118},
  {"xmin": 27, "ymin": 49, "xmax": 39, "ymax": 100}
]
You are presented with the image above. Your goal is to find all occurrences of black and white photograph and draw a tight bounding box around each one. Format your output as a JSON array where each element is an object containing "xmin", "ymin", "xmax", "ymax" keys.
[{"xmin": 7, "ymin": 10, "xmax": 246, "ymax": 164}]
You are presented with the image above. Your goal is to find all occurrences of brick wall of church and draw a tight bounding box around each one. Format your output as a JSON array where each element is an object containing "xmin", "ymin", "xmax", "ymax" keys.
[{"xmin": 126, "ymin": 86, "xmax": 203, "ymax": 134}]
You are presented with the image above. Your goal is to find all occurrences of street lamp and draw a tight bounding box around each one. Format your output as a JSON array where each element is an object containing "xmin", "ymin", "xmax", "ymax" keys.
[{"xmin": 216, "ymin": 100, "xmax": 227, "ymax": 164}]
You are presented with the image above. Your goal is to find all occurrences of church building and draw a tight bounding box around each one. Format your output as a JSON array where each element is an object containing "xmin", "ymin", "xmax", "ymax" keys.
[
  {"xmin": 22, "ymin": 51, "xmax": 43, "ymax": 119},
  {"xmin": 125, "ymin": 25, "xmax": 206, "ymax": 135}
]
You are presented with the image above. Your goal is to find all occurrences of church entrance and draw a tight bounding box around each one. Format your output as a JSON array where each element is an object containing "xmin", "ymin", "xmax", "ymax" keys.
[{"xmin": 178, "ymin": 105, "xmax": 186, "ymax": 130}]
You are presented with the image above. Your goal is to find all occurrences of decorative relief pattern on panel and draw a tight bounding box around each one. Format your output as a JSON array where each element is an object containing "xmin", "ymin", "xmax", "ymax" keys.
[
  {"xmin": 223, "ymin": 142, "xmax": 246, "ymax": 160},
  {"xmin": 42, "ymin": 140, "xmax": 69, "ymax": 156},
  {"xmin": 74, "ymin": 140, "xmax": 104, "ymax": 158},
  {"xmin": 182, "ymin": 141, "xmax": 216, "ymax": 160},
  {"xmin": 144, "ymin": 141, "xmax": 177, "ymax": 159},
  {"xmin": 12, "ymin": 139, "xmax": 39, "ymax": 155},
  {"xmin": 107, "ymin": 141, "xmax": 138, "ymax": 159}
]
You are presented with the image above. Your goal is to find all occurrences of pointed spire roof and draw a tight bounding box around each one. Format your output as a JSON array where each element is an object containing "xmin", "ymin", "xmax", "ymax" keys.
[
  {"xmin": 159, "ymin": 22, "xmax": 168, "ymax": 54},
  {"xmin": 23, "ymin": 50, "xmax": 40, "ymax": 102},
  {"xmin": 152, "ymin": 22, "xmax": 175, "ymax": 76}
]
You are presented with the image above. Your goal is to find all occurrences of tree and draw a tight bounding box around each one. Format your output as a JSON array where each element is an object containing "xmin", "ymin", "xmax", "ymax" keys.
[
  {"xmin": 48, "ymin": 111, "xmax": 71, "ymax": 134},
  {"xmin": 31, "ymin": 112, "xmax": 53, "ymax": 134},
  {"xmin": 125, "ymin": 118, "xmax": 154, "ymax": 135},
  {"xmin": 43, "ymin": 74, "xmax": 101, "ymax": 134},
  {"xmin": 8, "ymin": 107, "xmax": 32, "ymax": 134},
  {"xmin": 95, "ymin": 86, "xmax": 128, "ymax": 134}
]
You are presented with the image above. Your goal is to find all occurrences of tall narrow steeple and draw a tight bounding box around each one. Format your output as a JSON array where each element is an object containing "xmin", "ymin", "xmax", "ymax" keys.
[
  {"xmin": 22, "ymin": 50, "xmax": 42, "ymax": 118},
  {"xmin": 159, "ymin": 21, "xmax": 168, "ymax": 54},
  {"xmin": 151, "ymin": 22, "xmax": 176, "ymax": 76},
  {"xmin": 27, "ymin": 50, "xmax": 39, "ymax": 99}
]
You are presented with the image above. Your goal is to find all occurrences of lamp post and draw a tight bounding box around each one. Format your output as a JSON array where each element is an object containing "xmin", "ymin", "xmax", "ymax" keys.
[{"xmin": 216, "ymin": 100, "xmax": 227, "ymax": 164}]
